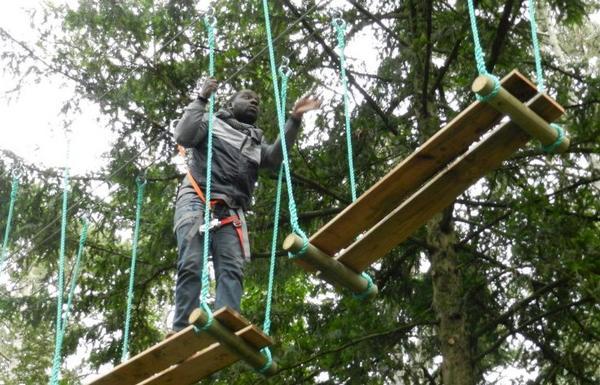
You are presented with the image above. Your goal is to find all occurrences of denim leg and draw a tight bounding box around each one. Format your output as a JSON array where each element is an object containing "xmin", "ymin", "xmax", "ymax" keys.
[
  {"xmin": 211, "ymin": 223, "xmax": 245, "ymax": 312},
  {"xmin": 173, "ymin": 200, "xmax": 204, "ymax": 331}
]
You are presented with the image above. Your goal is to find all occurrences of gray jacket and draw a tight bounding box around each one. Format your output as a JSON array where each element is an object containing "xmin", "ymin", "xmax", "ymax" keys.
[{"xmin": 174, "ymin": 98, "xmax": 301, "ymax": 210}]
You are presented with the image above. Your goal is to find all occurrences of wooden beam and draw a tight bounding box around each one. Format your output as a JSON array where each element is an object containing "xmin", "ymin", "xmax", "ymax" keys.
[
  {"xmin": 189, "ymin": 308, "xmax": 277, "ymax": 376},
  {"xmin": 283, "ymin": 233, "xmax": 378, "ymax": 299},
  {"xmin": 304, "ymin": 70, "xmax": 544, "ymax": 267},
  {"xmin": 138, "ymin": 326, "xmax": 266, "ymax": 385},
  {"xmin": 86, "ymin": 309, "xmax": 233, "ymax": 385},
  {"xmin": 336, "ymin": 92, "xmax": 564, "ymax": 272},
  {"xmin": 472, "ymin": 74, "xmax": 568, "ymax": 152}
]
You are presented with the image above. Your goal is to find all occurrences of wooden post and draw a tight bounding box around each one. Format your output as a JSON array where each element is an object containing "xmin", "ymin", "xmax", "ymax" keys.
[
  {"xmin": 188, "ymin": 308, "xmax": 277, "ymax": 376},
  {"xmin": 472, "ymin": 75, "xmax": 569, "ymax": 152},
  {"xmin": 283, "ymin": 233, "xmax": 378, "ymax": 299}
]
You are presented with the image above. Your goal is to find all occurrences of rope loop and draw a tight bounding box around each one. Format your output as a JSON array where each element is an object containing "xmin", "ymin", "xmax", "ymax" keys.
[
  {"xmin": 136, "ymin": 173, "xmax": 147, "ymax": 187},
  {"xmin": 258, "ymin": 347, "xmax": 273, "ymax": 374},
  {"xmin": 331, "ymin": 9, "xmax": 346, "ymax": 29},
  {"xmin": 475, "ymin": 74, "xmax": 501, "ymax": 102},
  {"xmin": 278, "ymin": 56, "xmax": 292, "ymax": 78},
  {"xmin": 204, "ymin": 7, "xmax": 217, "ymax": 27},
  {"xmin": 287, "ymin": 230, "xmax": 309, "ymax": 259},
  {"xmin": 542, "ymin": 124, "xmax": 565, "ymax": 153},
  {"xmin": 11, "ymin": 167, "xmax": 22, "ymax": 178},
  {"xmin": 193, "ymin": 303, "xmax": 214, "ymax": 334},
  {"xmin": 352, "ymin": 272, "xmax": 374, "ymax": 301}
]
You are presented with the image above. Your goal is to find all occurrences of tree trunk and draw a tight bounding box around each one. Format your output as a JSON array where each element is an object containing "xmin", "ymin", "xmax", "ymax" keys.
[{"xmin": 429, "ymin": 207, "xmax": 475, "ymax": 385}]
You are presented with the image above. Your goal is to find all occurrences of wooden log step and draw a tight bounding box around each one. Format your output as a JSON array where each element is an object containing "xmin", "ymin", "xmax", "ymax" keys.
[
  {"xmin": 86, "ymin": 307, "xmax": 269, "ymax": 385},
  {"xmin": 472, "ymin": 74, "xmax": 568, "ymax": 152},
  {"xmin": 188, "ymin": 307, "xmax": 277, "ymax": 375},
  {"xmin": 283, "ymin": 232, "xmax": 378, "ymax": 298},
  {"xmin": 336, "ymin": 92, "xmax": 564, "ymax": 273},
  {"xmin": 303, "ymin": 70, "xmax": 546, "ymax": 269},
  {"xmin": 138, "ymin": 325, "xmax": 271, "ymax": 385}
]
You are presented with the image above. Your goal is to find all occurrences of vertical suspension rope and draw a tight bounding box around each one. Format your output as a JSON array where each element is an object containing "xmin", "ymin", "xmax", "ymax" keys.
[
  {"xmin": 260, "ymin": 0, "xmax": 309, "ymax": 256},
  {"xmin": 121, "ymin": 176, "xmax": 146, "ymax": 362},
  {"xmin": 198, "ymin": 11, "xmax": 217, "ymax": 324},
  {"xmin": 332, "ymin": 16, "xmax": 358, "ymax": 202},
  {"xmin": 527, "ymin": 0, "xmax": 545, "ymax": 92},
  {"xmin": 526, "ymin": 0, "xmax": 564, "ymax": 152},
  {"xmin": 258, "ymin": 65, "xmax": 290, "ymax": 372},
  {"xmin": 466, "ymin": 0, "xmax": 501, "ymax": 101},
  {"xmin": 60, "ymin": 219, "xmax": 89, "ymax": 338},
  {"xmin": 1, "ymin": 169, "xmax": 20, "ymax": 270},
  {"xmin": 49, "ymin": 131, "xmax": 71, "ymax": 385}
]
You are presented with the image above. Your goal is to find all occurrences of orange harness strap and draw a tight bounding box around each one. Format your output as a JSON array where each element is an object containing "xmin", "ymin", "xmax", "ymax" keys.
[{"xmin": 185, "ymin": 168, "xmax": 245, "ymax": 252}]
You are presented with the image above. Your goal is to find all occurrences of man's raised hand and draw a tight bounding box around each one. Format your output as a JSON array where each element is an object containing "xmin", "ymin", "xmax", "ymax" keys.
[{"xmin": 291, "ymin": 94, "xmax": 322, "ymax": 120}]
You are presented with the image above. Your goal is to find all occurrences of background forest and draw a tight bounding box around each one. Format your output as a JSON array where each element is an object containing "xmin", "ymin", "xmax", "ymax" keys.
[{"xmin": 0, "ymin": 0, "xmax": 599, "ymax": 384}]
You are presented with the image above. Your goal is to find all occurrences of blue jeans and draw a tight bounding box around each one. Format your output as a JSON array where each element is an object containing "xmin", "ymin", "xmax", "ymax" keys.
[{"xmin": 173, "ymin": 198, "xmax": 245, "ymax": 331}]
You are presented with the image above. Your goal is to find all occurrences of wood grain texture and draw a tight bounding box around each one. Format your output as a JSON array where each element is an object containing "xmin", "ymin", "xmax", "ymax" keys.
[
  {"xmin": 303, "ymin": 70, "xmax": 542, "ymax": 269},
  {"xmin": 87, "ymin": 307, "xmax": 271, "ymax": 385},
  {"xmin": 337, "ymin": 92, "xmax": 564, "ymax": 272}
]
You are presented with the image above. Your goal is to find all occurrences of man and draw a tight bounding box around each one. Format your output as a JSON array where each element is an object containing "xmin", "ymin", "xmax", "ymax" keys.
[{"xmin": 172, "ymin": 77, "xmax": 320, "ymax": 332}]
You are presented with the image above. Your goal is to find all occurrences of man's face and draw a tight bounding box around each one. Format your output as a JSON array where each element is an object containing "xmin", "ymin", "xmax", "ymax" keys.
[{"xmin": 231, "ymin": 90, "xmax": 260, "ymax": 124}]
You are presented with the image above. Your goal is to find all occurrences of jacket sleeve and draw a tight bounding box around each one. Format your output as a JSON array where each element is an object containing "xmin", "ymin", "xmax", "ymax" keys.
[
  {"xmin": 260, "ymin": 115, "xmax": 302, "ymax": 170},
  {"xmin": 174, "ymin": 99, "xmax": 209, "ymax": 147}
]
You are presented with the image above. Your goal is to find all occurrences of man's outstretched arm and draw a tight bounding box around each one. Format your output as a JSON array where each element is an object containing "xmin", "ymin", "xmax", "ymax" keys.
[{"xmin": 260, "ymin": 94, "xmax": 322, "ymax": 169}]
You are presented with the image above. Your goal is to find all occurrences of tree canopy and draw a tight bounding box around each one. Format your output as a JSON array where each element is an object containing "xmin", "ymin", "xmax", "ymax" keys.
[{"xmin": 0, "ymin": 1, "xmax": 599, "ymax": 384}]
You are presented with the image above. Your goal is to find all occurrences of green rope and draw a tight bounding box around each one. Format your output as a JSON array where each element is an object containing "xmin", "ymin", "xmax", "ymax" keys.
[
  {"xmin": 466, "ymin": 0, "xmax": 501, "ymax": 101},
  {"xmin": 60, "ymin": 219, "xmax": 89, "ymax": 337},
  {"xmin": 199, "ymin": 12, "xmax": 217, "ymax": 319},
  {"xmin": 49, "ymin": 164, "xmax": 70, "ymax": 385},
  {"xmin": 1, "ymin": 170, "xmax": 20, "ymax": 270},
  {"xmin": 257, "ymin": 166, "xmax": 284, "ymax": 374},
  {"xmin": 121, "ymin": 176, "xmax": 146, "ymax": 362},
  {"xmin": 263, "ymin": 166, "xmax": 284, "ymax": 336},
  {"xmin": 332, "ymin": 17, "xmax": 358, "ymax": 202},
  {"xmin": 527, "ymin": 0, "xmax": 545, "ymax": 93},
  {"xmin": 261, "ymin": 0, "xmax": 309, "ymax": 258},
  {"xmin": 527, "ymin": 0, "xmax": 565, "ymax": 153}
]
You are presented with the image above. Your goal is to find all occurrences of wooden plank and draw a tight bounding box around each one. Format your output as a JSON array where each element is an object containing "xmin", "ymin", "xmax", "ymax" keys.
[
  {"xmin": 337, "ymin": 93, "xmax": 564, "ymax": 272},
  {"xmin": 139, "ymin": 325, "xmax": 272, "ymax": 385},
  {"xmin": 86, "ymin": 308, "xmax": 251, "ymax": 385},
  {"xmin": 210, "ymin": 307, "xmax": 274, "ymax": 348},
  {"xmin": 304, "ymin": 70, "xmax": 544, "ymax": 266}
]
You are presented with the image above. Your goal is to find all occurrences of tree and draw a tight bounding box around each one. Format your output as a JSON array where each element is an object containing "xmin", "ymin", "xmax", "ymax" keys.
[{"xmin": 1, "ymin": 0, "xmax": 598, "ymax": 384}]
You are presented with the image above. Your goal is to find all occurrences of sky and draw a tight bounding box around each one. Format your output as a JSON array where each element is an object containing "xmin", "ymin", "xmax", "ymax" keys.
[
  {"xmin": 0, "ymin": 1, "xmax": 114, "ymax": 176},
  {"xmin": 0, "ymin": 0, "xmax": 366, "ymax": 179}
]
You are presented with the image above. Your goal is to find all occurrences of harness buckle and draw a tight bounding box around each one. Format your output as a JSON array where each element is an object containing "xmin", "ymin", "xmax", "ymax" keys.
[{"xmin": 199, "ymin": 217, "xmax": 221, "ymax": 233}]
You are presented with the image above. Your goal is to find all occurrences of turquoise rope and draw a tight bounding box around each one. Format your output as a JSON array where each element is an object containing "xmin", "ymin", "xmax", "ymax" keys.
[
  {"xmin": 257, "ymin": 68, "xmax": 289, "ymax": 374},
  {"xmin": 60, "ymin": 219, "xmax": 89, "ymax": 337},
  {"xmin": 332, "ymin": 15, "xmax": 376, "ymax": 301},
  {"xmin": 261, "ymin": 0, "xmax": 309, "ymax": 258},
  {"xmin": 121, "ymin": 177, "xmax": 146, "ymax": 362},
  {"xmin": 199, "ymin": 13, "xmax": 216, "ymax": 318},
  {"xmin": 466, "ymin": 0, "xmax": 501, "ymax": 101},
  {"xmin": 263, "ymin": 166, "xmax": 283, "ymax": 336},
  {"xmin": 49, "ymin": 165, "xmax": 70, "ymax": 385},
  {"xmin": 527, "ymin": 0, "xmax": 545, "ymax": 92},
  {"xmin": 332, "ymin": 17, "xmax": 358, "ymax": 202},
  {"xmin": 0, "ymin": 172, "xmax": 20, "ymax": 270},
  {"xmin": 527, "ymin": 0, "xmax": 565, "ymax": 153},
  {"xmin": 257, "ymin": 166, "xmax": 284, "ymax": 373}
]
